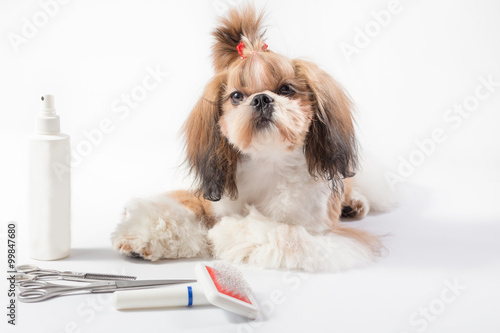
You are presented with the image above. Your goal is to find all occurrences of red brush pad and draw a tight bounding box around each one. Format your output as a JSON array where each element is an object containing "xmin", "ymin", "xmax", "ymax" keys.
[{"xmin": 205, "ymin": 266, "xmax": 251, "ymax": 304}]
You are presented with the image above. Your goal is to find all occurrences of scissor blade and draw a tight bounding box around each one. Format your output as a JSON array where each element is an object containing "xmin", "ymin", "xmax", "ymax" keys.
[
  {"xmin": 115, "ymin": 279, "xmax": 197, "ymax": 289},
  {"xmin": 83, "ymin": 273, "xmax": 137, "ymax": 281}
]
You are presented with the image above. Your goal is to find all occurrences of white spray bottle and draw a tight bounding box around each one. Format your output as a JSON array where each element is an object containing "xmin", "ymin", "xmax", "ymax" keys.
[{"xmin": 28, "ymin": 95, "xmax": 71, "ymax": 260}]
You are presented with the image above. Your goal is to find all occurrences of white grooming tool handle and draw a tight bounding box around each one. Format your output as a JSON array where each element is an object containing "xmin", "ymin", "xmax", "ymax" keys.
[{"xmin": 113, "ymin": 283, "xmax": 208, "ymax": 310}]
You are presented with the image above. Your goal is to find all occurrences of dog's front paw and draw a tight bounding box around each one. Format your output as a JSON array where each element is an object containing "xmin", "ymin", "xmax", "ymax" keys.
[
  {"xmin": 208, "ymin": 215, "xmax": 268, "ymax": 267},
  {"xmin": 111, "ymin": 194, "xmax": 212, "ymax": 261},
  {"xmin": 342, "ymin": 190, "xmax": 370, "ymax": 219},
  {"xmin": 208, "ymin": 207, "xmax": 316, "ymax": 270},
  {"xmin": 112, "ymin": 234, "xmax": 155, "ymax": 260}
]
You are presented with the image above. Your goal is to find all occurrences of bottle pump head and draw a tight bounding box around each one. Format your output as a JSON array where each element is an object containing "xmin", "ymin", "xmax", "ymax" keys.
[{"xmin": 36, "ymin": 94, "xmax": 60, "ymax": 134}]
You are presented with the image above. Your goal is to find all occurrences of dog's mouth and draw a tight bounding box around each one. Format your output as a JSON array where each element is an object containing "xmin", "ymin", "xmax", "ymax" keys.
[
  {"xmin": 253, "ymin": 105, "xmax": 275, "ymax": 130},
  {"xmin": 254, "ymin": 117, "xmax": 273, "ymax": 129}
]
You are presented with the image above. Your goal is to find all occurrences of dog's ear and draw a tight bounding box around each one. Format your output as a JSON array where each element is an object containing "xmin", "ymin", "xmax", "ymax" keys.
[
  {"xmin": 212, "ymin": 5, "xmax": 266, "ymax": 72},
  {"xmin": 183, "ymin": 71, "xmax": 239, "ymax": 201},
  {"xmin": 293, "ymin": 59, "xmax": 358, "ymax": 190}
]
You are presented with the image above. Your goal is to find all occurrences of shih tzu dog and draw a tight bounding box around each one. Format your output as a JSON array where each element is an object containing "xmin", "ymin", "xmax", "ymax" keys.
[{"xmin": 111, "ymin": 6, "xmax": 384, "ymax": 271}]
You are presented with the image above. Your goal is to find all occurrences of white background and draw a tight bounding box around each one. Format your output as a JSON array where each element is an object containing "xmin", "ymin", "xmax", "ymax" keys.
[{"xmin": 1, "ymin": 0, "xmax": 499, "ymax": 332}]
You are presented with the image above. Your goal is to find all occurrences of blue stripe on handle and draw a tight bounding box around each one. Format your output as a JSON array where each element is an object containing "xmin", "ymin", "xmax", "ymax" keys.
[{"xmin": 187, "ymin": 286, "xmax": 193, "ymax": 306}]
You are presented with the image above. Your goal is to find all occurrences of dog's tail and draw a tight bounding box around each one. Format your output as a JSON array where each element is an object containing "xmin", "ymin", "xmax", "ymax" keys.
[
  {"xmin": 212, "ymin": 5, "xmax": 267, "ymax": 72},
  {"xmin": 334, "ymin": 225, "xmax": 384, "ymax": 256}
]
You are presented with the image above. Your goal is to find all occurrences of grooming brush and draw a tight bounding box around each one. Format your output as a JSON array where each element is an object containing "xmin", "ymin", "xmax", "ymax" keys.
[{"xmin": 113, "ymin": 262, "xmax": 259, "ymax": 319}]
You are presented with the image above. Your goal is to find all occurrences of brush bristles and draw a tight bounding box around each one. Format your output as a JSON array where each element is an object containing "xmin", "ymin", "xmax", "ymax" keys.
[{"xmin": 212, "ymin": 262, "xmax": 252, "ymax": 302}]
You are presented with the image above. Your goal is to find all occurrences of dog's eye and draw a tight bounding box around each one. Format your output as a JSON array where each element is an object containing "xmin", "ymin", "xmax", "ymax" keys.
[
  {"xmin": 230, "ymin": 91, "xmax": 244, "ymax": 105},
  {"xmin": 278, "ymin": 84, "xmax": 295, "ymax": 96}
]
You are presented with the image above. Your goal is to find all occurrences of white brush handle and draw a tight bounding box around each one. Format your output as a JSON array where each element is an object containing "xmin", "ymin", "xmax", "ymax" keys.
[{"xmin": 113, "ymin": 283, "xmax": 209, "ymax": 310}]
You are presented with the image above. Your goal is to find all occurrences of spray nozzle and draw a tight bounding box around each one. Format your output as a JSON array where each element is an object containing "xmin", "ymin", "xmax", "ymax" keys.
[
  {"xmin": 36, "ymin": 94, "xmax": 60, "ymax": 134},
  {"xmin": 40, "ymin": 95, "xmax": 56, "ymax": 115}
]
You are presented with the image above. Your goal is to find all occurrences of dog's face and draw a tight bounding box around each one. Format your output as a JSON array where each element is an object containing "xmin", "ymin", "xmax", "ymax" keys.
[
  {"xmin": 184, "ymin": 7, "xmax": 358, "ymax": 201},
  {"xmin": 219, "ymin": 51, "xmax": 313, "ymax": 153}
]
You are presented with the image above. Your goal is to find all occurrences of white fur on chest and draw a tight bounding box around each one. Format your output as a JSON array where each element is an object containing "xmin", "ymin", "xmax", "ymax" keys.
[{"xmin": 214, "ymin": 147, "xmax": 332, "ymax": 234}]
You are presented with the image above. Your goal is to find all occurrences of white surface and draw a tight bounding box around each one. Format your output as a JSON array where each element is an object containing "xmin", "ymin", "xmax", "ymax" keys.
[{"xmin": 1, "ymin": 0, "xmax": 499, "ymax": 332}]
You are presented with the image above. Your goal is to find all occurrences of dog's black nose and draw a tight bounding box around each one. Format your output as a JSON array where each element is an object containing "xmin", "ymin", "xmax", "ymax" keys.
[
  {"xmin": 251, "ymin": 94, "xmax": 274, "ymax": 109},
  {"xmin": 251, "ymin": 94, "xmax": 274, "ymax": 123}
]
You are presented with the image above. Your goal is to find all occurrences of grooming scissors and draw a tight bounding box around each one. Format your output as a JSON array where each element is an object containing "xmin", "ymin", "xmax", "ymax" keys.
[
  {"xmin": 18, "ymin": 278, "xmax": 197, "ymax": 303},
  {"xmin": 15, "ymin": 264, "xmax": 136, "ymax": 283}
]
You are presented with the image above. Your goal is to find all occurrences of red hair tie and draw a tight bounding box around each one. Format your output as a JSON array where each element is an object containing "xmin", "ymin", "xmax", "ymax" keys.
[
  {"xmin": 236, "ymin": 41, "xmax": 245, "ymax": 59},
  {"xmin": 237, "ymin": 41, "xmax": 268, "ymax": 59}
]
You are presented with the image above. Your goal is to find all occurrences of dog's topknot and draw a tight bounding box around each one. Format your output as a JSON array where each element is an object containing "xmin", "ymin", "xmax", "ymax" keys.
[{"xmin": 212, "ymin": 5, "xmax": 267, "ymax": 72}]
